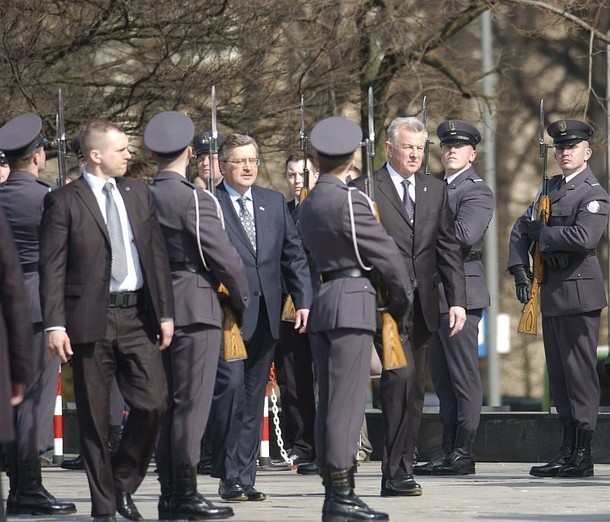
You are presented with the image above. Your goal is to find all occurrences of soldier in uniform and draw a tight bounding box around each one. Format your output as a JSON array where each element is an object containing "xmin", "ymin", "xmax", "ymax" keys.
[
  {"xmin": 508, "ymin": 119, "xmax": 608, "ymax": 478},
  {"xmin": 145, "ymin": 111, "xmax": 249, "ymax": 520},
  {"xmin": 414, "ymin": 120, "xmax": 493, "ymax": 476},
  {"xmin": 192, "ymin": 130, "xmax": 225, "ymax": 189},
  {"xmin": 0, "ymin": 113, "xmax": 77, "ymax": 516},
  {"xmin": 298, "ymin": 116, "xmax": 412, "ymax": 522},
  {"xmin": 0, "ymin": 152, "xmax": 9, "ymax": 183}
]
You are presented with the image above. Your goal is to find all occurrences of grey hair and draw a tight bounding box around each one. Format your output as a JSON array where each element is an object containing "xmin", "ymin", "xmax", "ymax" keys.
[{"xmin": 387, "ymin": 117, "xmax": 428, "ymax": 145}]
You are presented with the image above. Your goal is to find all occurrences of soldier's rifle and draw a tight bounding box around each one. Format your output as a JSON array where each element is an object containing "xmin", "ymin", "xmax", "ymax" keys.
[
  {"xmin": 211, "ymin": 86, "xmax": 247, "ymax": 361},
  {"xmin": 517, "ymin": 99, "xmax": 550, "ymax": 335},
  {"xmin": 281, "ymin": 94, "xmax": 310, "ymax": 322},
  {"xmin": 422, "ymin": 95, "xmax": 431, "ymax": 176},
  {"xmin": 56, "ymin": 88, "xmax": 67, "ymax": 187},
  {"xmin": 364, "ymin": 86, "xmax": 407, "ymax": 370}
]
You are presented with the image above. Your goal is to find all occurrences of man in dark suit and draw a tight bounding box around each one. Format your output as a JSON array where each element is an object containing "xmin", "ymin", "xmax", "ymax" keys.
[
  {"xmin": 0, "ymin": 113, "xmax": 76, "ymax": 516},
  {"xmin": 145, "ymin": 111, "xmax": 249, "ymax": 520},
  {"xmin": 209, "ymin": 133, "xmax": 312, "ymax": 502},
  {"xmin": 40, "ymin": 120, "xmax": 175, "ymax": 522},
  {"xmin": 352, "ymin": 116, "xmax": 466, "ymax": 497},
  {"xmin": 298, "ymin": 116, "xmax": 411, "ymax": 522},
  {"xmin": 509, "ymin": 119, "xmax": 608, "ymax": 479},
  {"xmin": 274, "ymin": 153, "xmax": 318, "ymax": 471},
  {"xmin": 414, "ymin": 120, "xmax": 494, "ymax": 476}
]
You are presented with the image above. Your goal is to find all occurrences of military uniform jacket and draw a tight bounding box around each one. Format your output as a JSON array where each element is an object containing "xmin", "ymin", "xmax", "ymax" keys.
[
  {"xmin": 298, "ymin": 175, "xmax": 412, "ymax": 333},
  {"xmin": 352, "ymin": 166, "xmax": 466, "ymax": 333},
  {"xmin": 0, "ymin": 209, "xmax": 32, "ymax": 442},
  {"xmin": 508, "ymin": 167, "xmax": 608, "ymax": 316},
  {"xmin": 39, "ymin": 176, "xmax": 175, "ymax": 343},
  {"xmin": 0, "ymin": 171, "xmax": 52, "ymax": 324},
  {"xmin": 149, "ymin": 171, "xmax": 249, "ymax": 328},
  {"xmin": 439, "ymin": 167, "xmax": 494, "ymax": 312},
  {"xmin": 215, "ymin": 183, "xmax": 312, "ymax": 342}
]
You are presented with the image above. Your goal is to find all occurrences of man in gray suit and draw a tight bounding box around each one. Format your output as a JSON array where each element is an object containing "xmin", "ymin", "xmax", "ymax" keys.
[
  {"xmin": 145, "ymin": 112, "xmax": 249, "ymax": 520},
  {"xmin": 299, "ymin": 116, "xmax": 411, "ymax": 522},
  {"xmin": 351, "ymin": 117, "xmax": 466, "ymax": 497},
  {"xmin": 40, "ymin": 119, "xmax": 175, "ymax": 521},
  {"xmin": 210, "ymin": 134, "xmax": 312, "ymax": 502},
  {"xmin": 414, "ymin": 120, "xmax": 494, "ymax": 476},
  {"xmin": 509, "ymin": 119, "xmax": 608, "ymax": 479},
  {"xmin": 0, "ymin": 113, "xmax": 76, "ymax": 516}
]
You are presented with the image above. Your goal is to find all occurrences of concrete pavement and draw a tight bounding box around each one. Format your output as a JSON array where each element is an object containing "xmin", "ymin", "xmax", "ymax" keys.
[{"xmin": 5, "ymin": 461, "xmax": 610, "ymax": 521}]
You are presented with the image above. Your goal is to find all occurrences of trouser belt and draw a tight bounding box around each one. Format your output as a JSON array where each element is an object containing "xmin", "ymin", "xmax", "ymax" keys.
[
  {"xmin": 109, "ymin": 291, "xmax": 140, "ymax": 308},
  {"xmin": 463, "ymin": 251, "xmax": 483, "ymax": 262},
  {"xmin": 320, "ymin": 267, "xmax": 368, "ymax": 283},
  {"xmin": 170, "ymin": 261, "xmax": 204, "ymax": 273}
]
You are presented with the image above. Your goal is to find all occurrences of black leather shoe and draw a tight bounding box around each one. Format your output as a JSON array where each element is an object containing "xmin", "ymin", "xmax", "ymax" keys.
[
  {"xmin": 197, "ymin": 461, "xmax": 213, "ymax": 475},
  {"xmin": 380, "ymin": 475, "xmax": 422, "ymax": 497},
  {"xmin": 413, "ymin": 451, "xmax": 447, "ymax": 476},
  {"xmin": 297, "ymin": 460, "xmax": 319, "ymax": 475},
  {"xmin": 242, "ymin": 484, "xmax": 266, "ymax": 501},
  {"xmin": 115, "ymin": 489, "xmax": 143, "ymax": 521},
  {"xmin": 94, "ymin": 515, "xmax": 117, "ymax": 521},
  {"xmin": 218, "ymin": 479, "xmax": 248, "ymax": 502},
  {"xmin": 60, "ymin": 454, "xmax": 85, "ymax": 470}
]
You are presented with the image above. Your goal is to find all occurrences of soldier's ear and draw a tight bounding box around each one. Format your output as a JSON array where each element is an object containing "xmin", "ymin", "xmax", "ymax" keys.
[{"xmin": 584, "ymin": 147, "xmax": 592, "ymax": 161}]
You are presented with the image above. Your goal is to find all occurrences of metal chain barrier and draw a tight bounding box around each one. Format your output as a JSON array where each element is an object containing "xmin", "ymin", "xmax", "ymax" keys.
[{"xmin": 268, "ymin": 364, "xmax": 294, "ymax": 465}]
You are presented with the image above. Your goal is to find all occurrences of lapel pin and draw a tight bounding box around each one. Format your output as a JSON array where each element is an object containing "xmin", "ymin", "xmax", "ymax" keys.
[
  {"xmin": 125, "ymin": 186, "xmax": 131, "ymax": 191},
  {"xmin": 259, "ymin": 206, "xmax": 265, "ymax": 211},
  {"xmin": 423, "ymin": 187, "xmax": 427, "ymax": 192}
]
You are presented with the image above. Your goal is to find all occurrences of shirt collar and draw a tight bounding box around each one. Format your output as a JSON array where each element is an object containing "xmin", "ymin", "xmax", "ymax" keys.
[{"xmin": 223, "ymin": 180, "xmax": 253, "ymax": 202}]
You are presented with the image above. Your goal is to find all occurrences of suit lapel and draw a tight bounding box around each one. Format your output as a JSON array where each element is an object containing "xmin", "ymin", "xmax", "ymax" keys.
[
  {"xmin": 74, "ymin": 177, "xmax": 109, "ymax": 242},
  {"xmin": 376, "ymin": 167, "xmax": 412, "ymax": 228},
  {"xmin": 252, "ymin": 187, "xmax": 269, "ymax": 257},
  {"xmin": 116, "ymin": 178, "xmax": 141, "ymax": 241},
  {"xmin": 413, "ymin": 172, "xmax": 431, "ymax": 229}
]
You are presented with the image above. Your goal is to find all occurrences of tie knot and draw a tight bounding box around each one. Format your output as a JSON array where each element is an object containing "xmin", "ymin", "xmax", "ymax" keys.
[
  {"xmin": 104, "ymin": 181, "xmax": 115, "ymax": 194},
  {"xmin": 238, "ymin": 197, "xmax": 247, "ymax": 209}
]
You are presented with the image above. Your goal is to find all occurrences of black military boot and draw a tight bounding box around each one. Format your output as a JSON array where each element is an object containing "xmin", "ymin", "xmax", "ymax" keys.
[
  {"xmin": 169, "ymin": 465, "xmax": 234, "ymax": 520},
  {"xmin": 7, "ymin": 460, "xmax": 76, "ymax": 515},
  {"xmin": 157, "ymin": 464, "xmax": 172, "ymax": 520},
  {"xmin": 530, "ymin": 425, "xmax": 576, "ymax": 477},
  {"xmin": 433, "ymin": 426, "xmax": 476, "ymax": 475},
  {"xmin": 557, "ymin": 428, "xmax": 594, "ymax": 478},
  {"xmin": 414, "ymin": 424, "xmax": 456, "ymax": 475},
  {"xmin": 321, "ymin": 466, "xmax": 388, "ymax": 521}
]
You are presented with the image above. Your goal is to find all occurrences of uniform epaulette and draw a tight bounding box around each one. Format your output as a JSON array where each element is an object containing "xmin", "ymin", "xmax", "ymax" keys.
[
  {"xmin": 178, "ymin": 178, "xmax": 195, "ymax": 189},
  {"xmin": 36, "ymin": 179, "xmax": 52, "ymax": 189}
]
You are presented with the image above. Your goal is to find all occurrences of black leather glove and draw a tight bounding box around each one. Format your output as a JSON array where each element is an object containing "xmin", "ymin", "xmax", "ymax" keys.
[
  {"xmin": 382, "ymin": 301, "xmax": 409, "ymax": 332},
  {"xmin": 509, "ymin": 264, "xmax": 532, "ymax": 304},
  {"xmin": 527, "ymin": 220, "xmax": 545, "ymax": 241}
]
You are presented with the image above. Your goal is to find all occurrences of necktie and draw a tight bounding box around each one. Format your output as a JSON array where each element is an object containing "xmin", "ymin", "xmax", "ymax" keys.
[
  {"xmin": 237, "ymin": 197, "xmax": 257, "ymax": 252},
  {"xmin": 103, "ymin": 182, "xmax": 129, "ymax": 282},
  {"xmin": 402, "ymin": 179, "xmax": 415, "ymax": 223}
]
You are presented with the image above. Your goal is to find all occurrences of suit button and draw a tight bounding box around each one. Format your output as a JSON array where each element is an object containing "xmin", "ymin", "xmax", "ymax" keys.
[{"xmin": 253, "ymin": 290, "xmax": 260, "ymax": 297}]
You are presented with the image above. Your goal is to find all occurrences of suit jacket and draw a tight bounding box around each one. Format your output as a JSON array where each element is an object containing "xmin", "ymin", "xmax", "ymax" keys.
[
  {"xmin": 39, "ymin": 175, "xmax": 175, "ymax": 344},
  {"xmin": 439, "ymin": 167, "xmax": 494, "ymax": 312},
  {"xmin": 216, "ymin": 182, "xmax": 312, "ymax": 342},
  {"xmin": 0, "ymin": 171, "xmax": 52, "ymax": 324},
  {"xmin": 298, "ymin": 175, "xmax": 411, "ymax": 333},
  {"xmin": 508, "ymin": 167, "xmax": 608, "ymax": 316},
  {"xmin": 352, "ymin": 166, "xmax": 466, "ymax": 333},
  {"xmin": 149, "ymin": 171, "xmax": 249, "ymax": 327},
  {"xmin": 0, "ymin": 209, "xmax": 32, "ymax": 442}
]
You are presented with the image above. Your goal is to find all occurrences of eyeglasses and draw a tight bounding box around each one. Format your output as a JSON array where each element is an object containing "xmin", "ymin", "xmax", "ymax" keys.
[{"xmin": 225, "ymin": 157, "xmax": 261, "ymax": 166}]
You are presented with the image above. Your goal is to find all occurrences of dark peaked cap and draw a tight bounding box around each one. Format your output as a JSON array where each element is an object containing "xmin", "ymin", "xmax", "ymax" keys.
[
  {"xmin": 547, "ymin": 119, "xmax": 594, "ymax": 147},
  {"xmin": 436, "ymin": 119, "xmax": 481, "ymax": 147},
  {"xmin": 144, "ymin": 111, "xmax": 195, "ymax": 155},
  {"xmin": 310, "ymin": 116, "xmax": 362, "ymax": 157},
  {"xmin": 0, "ymin": 113, "xmax": 44, "ymax": 158},
  {"xmin": 193, "ymin": 131, "xmax": 225, "ymax": 156}
]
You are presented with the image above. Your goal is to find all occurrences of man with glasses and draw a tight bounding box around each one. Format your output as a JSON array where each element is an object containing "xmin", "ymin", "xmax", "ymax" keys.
[
  {"xmin": 0, "ymin": 113, "xmax": 76, "ymax": 516},
  {"xmin": 209, "ymin": 134, "xmax": 312, "ymax": 502},
  {"xmin": 351, "ymin": 117, "xmax": 466, "ymax": 498}
]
